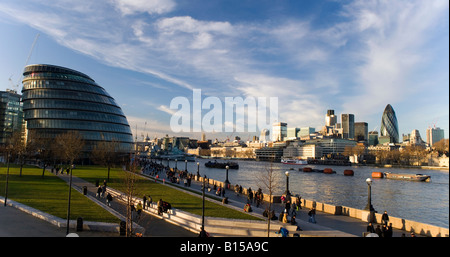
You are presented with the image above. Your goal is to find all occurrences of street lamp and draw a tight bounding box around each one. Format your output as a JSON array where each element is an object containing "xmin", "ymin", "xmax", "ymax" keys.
[
  {"xmin": 66, "ymin": 166, "xmax": 74, "ymax": 235},
  {"xmin": 196, "ymin": 162, "xmax": 200, "ymax": 180},
  {"xmin": 284, "ymin": 171, "xmax": 290, "ymax": 196},
  {"xmin": 3, "ymin": 145, "xmax": 12, "ymax": 206},
  {"xmin": 175, "ymin": 159, "xmax": 178, "ymax": 171},
  {"xmin": 224, "ymin": 165, "xmax": 230, "ymax": 189},
  {"xmin": 364, "ymin": 178, "xmax": 375, "ymax": 211},
  {"xmin": 201, "ymin": 175, "xmax": 206, "ymax": 229},
  {"xmin": 185, "ymin": 159, "xmax": 188, "ymax": 172}
]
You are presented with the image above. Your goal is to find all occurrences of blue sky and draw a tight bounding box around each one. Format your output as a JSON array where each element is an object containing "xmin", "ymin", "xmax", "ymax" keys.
[{"xmin": 0, "ymin": 0, "xmax": 448, "ymax": 141}]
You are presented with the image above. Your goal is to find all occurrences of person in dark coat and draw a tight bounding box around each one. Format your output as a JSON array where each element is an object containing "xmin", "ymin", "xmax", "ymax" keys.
[
  {"xmin": 385, "ymin": 223, "xmax": 393, "ymax": 237},
  {"xmin": 381, "ymin": 211, "xmax": 389, "ymax": 225},
  {"xmin": 375, "ymin": 225, "xmax": 382, "ymax": 237},
  {"xmin": 366, "ymin": 222, "xmax": 375, "ymax": 233},
  {"xmin": 106, "ymin": 193, "xmax": 113, "ymax": 207}
]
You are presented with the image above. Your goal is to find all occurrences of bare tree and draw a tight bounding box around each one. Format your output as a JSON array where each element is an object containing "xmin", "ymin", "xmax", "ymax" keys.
[
  {"xmin": 91, "ymin": 138, "xmax": 120, "ymax": 182},
  {"xmin": 122, "ymin": 156, "xmax": 140, "ymax": 237},
  {"xmin": 34, "ymin": 136, "xmax": 57, "ymax": 178},
  {"xmin": 256, "ymin": 161, "xmax": 281, "ymax": 237},
  {"xmin": 55, "ymin": 131, "xmax": 84, "ymax": 235},
  {"xmin": 55, "ymin": 131, "xmax": 84, "ymax": 169}
]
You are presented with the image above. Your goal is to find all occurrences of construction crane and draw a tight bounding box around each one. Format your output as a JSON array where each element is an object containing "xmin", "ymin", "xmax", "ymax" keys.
[
  {"xmin": 8, "ymin": 33, "xmax": 40, "ymax": 92},
  {"xmin": 371, "ymin": 125, "xmax": 378, "ymax": 133}
]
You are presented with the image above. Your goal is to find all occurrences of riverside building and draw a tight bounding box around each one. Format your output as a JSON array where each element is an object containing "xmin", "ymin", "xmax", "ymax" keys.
[
  {"xmin": 21, "ymin": 64, "xmax": 133, "ymax": 157},
  {"xmin": 0, "ymin": 89, "xmax": 24, "ymax": 145}
]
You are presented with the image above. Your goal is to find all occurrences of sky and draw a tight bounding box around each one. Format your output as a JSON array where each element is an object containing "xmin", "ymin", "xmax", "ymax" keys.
[{"xmin": 0, "ymin": 0, "xmax": 448, "ymax": 142}]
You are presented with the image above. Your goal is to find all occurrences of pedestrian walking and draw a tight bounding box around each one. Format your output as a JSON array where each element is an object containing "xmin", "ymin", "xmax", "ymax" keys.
[
  {"xmin": 285, "ymin": 200, "xmax": 291, "ymax": 216},
  {"xmin": 147, "ymin": 195, "xmax": 152, "ymax": 209},
  {"xmin": 282, "ymin": 211, "xmax": 289, "ymax": 223},
  {"xmin": 106, "ymin": 193, "xmax": 113, "ymax": 207},
  {"xmin": 101, "ymin": 184, "xmax": 106, "ymax": 198},
  {"xmin": 381, "ymin": 211, "xmax": 389, "ymax": 225},
  {"xmin": 157, "ymin": 199, "xmax": 163, "ymax": 215},
  {"xmin": 247, "ymin": 187, "xmax": 253, "ymax": 204},
  {"xmin": 96, "ymin": 186, "xmax": 102, "ymax": 198},
  {"xmin": 296, "ymin": 195, "xmax": 302, "ymax": 209},
  {"xmin": 308, "ymin": 207, "xmax": 316, "ymax": 223},
  {"xmin": 136, "ymin": 202, "xmax": 143, "ymax": 218},
  {"xmin": 143, "ymin": 195, "xmax": 147, "ymax": 210}
]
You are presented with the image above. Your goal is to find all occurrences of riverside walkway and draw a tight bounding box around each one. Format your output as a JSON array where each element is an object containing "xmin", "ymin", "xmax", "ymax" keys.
[
  {"xmin": 140, "ymin": 168, "xmax": 411, "ymax": 237},
  {"xmin": 1, "ymin": 166, "xmax": 422, "ymax": 237}
]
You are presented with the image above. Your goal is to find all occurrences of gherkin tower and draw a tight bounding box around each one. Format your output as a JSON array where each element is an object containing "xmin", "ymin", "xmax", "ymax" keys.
[{"xmin": 380, "ymin": 104, "xmax": 399, "ymax": 143}]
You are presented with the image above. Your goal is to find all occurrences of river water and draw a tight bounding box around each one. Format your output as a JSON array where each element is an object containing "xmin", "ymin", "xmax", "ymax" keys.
[{"xmin": 165, "ymin": 158, "xmax": 449, "ymax": 229}]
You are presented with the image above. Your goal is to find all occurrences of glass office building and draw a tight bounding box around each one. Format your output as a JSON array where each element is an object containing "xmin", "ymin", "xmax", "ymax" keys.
[
  {"xmin": 380, "ymin": 104, "xmax": 399, "ymax": 144},
  {"xmin": 0, "ymin": 89, "xmax": 24, "ymax": 145},
  {"xmin": 21, "ymin": 64, "xmax": 133, "ymax": 155}
]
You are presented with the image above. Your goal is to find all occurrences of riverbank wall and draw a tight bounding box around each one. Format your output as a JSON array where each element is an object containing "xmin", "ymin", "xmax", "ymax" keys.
[{"xmin": 195, "ymin": 175, "xmax": 449, "ymax": 237}]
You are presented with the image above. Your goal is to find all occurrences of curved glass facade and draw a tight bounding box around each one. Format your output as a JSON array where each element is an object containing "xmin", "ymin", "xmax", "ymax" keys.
[
  {"xmin": 22, "ymin": 64, "xmax": 133, "ymax": 154},
  {"xmin": 380, "ymin": 104, "xmax": 399, "ymax": 143}
]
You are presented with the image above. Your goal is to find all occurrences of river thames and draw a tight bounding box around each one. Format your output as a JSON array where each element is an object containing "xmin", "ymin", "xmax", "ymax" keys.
[{"xmin": 167, "ymin": 158, "xmax": 449, "ymax": 229}]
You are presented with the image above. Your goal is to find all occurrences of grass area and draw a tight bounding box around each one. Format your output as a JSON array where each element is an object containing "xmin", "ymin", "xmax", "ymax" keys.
[
  {"xmin": 0, "ymin": 164, "xmax": 120, "ymax": 223},
  {"xmin": 72, "ymin": 165, "xmax": 261, "ymax": 220}
]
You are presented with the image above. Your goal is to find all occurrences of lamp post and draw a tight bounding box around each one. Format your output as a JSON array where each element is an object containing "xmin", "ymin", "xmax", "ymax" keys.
[
  {"xmin": 3, "ymin": 145, "xmax": 11, "ymax": 206},
  {"xmin": 364, "ymin": 178, "xmax": 375, "ymax": 211},
  {"xmin": 201, "ymin": 175, "xmax": 206, "ymax": 229},
  {"xmin": 365, "ymin": 178, "xmax": 376, "ymax": 223},
  {"xmin": 284, "ymin": 171, "xmax": 290, "ymax": 196},
  {"xmin": 66, "ymin": 165, "xmax": 74, "ymax": 235},
  {"xmin": 196, "ymin": 162, "xmax": 200, "ymax": 180},
  {"xmin": 175, "ymin": 159, "xmax": 178, "ymax": 171},
  {"xmin": 224, "ymin": 165, "xmax": 230, "ymax": 189},
  {"xmin": 185, "ymin": 159, "xmax": 188, "ymax": 172}
]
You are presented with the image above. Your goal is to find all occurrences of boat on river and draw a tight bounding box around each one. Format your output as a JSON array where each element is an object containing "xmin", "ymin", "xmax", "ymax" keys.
[
  {"xmin": 205, "ymin": 160, "xmax": 239, "ymax": 169},
  {"xmin": 383, "ymin": 172, "xmax": 431, "ymax": 182},
  {"xmin": 281, "ymin": 158, "xmax": 308, "ymax": 165}
]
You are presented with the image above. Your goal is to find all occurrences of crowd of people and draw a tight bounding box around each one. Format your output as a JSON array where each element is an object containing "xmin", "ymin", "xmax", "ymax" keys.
[{"xmin": 91, "ymin": 158, "xmax": 410, "ymax": 237}]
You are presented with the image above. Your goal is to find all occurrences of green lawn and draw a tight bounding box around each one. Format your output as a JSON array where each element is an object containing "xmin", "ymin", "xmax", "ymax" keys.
[
  {"xmin": 72, "ymin": 165, "xmax": 261, "ymax": 220},
  {"xmin": 0, "ymin": 164, "xmax": 260, "ymax": 223},
  {"xmin": 0, "ymin": 165, "xmax": 120, "ymax": 223}
]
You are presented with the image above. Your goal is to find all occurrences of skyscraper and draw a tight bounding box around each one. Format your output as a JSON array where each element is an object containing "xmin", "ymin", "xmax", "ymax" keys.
[
  {"xmin": 272, "ymin": 122, "xmax": 287, "ymax": 142},
  {"xmin": 380, "ymin": 104, "xmax": 399, "ymax": 144},
  {"xmin": 325, "ymin": 109, "xmax": 337, "ymax": 127},
  {"xmin": 0, "ymin": 89, "xmax": 24, "ymax": 145},
  {"xmin": 341, "ymin": 114, "xmax": 354, "ymax": 139},
  {"xmin": 354, "ymin": 122, "xmax": 368, "ymax": 143},
  {"xmin": 426, "ymin": 126, "xmax": 445, "ymax": 146}
]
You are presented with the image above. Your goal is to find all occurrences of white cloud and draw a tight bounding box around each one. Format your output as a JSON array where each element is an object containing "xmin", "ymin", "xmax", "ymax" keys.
[
  {"xmin": 111, "ymin": 0, "xmax": 176, "ymax": 15},
  {"xmin": 339, "ymin": 0, "xmax": 448, "ymax": 117},
  {"xmin": 156, "ymin": 16, "xmax": 234, "ymax": 35},
  {"xmin": 157, "ymin": 104, "xmax": 176, "ymax": 115},
  {"xmin": 0, "ymin": 0, "xmax": 447, "ymax": 135}
]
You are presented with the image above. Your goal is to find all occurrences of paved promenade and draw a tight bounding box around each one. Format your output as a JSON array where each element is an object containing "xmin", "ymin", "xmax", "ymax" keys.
[
  {"xmin": 1, "ymin": 166, "xmax": 416, "ymax": 237},
  {"xmin": 142, "ymin": 168, "xmax": 411, "ymax": 237}
]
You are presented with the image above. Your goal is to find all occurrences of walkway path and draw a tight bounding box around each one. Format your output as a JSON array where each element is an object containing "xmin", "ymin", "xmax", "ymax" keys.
[
  {"xmin": 55, "ymin": 172, "xmax": 197, "ymax": 237},
  {"xmin": 1, "ymin": 166, "xmax": 411, "ymax": 237},
  {"xmin": 140, "ymin": 167, "xmax": 410, "ymax": 237}
]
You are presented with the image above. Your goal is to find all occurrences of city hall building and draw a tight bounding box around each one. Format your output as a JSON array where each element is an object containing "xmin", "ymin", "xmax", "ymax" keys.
[{"xmin": 21, "ymin": 64, "xmax": 133, "ymax": 157}]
